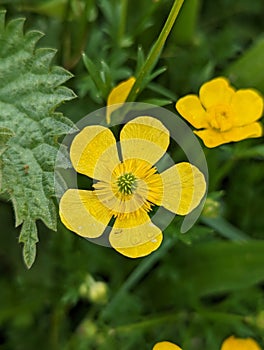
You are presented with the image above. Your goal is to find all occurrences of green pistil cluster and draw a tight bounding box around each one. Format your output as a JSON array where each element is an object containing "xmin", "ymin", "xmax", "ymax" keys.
[{"xmin": 117, "ymin": 172, "xmax": 137, "ymax": 195}]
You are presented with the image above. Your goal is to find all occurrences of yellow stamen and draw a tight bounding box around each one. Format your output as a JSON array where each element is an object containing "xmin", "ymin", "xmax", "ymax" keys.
[
  {"xmin": 93, "ymin": 159, "xmax": 163, "ymax": 218},
  {"xmin": 208, "ymin": 104, "xmax": 233, "ymax": 131}
]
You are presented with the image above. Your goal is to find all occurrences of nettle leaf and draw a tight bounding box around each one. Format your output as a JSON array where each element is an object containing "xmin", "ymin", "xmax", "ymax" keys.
[
  {"xmin": 0, "ymin": 127, "xmax": 13, "ymax": 155},
  {"xmin": 0, "ymin": 127, "xmax": 13, "ymax": 191},
  {"xmin": 0, "ymin": 11, "xmax": 76, "ymax": 268}
]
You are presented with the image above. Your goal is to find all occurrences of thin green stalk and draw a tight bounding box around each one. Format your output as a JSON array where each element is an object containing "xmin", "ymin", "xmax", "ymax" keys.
[
  {"xmin": 110, "ymin": 311, "xmax": 186, "ymax": 334},
  {"xmin": 110, "ymin": 309, "xmax": 245, "ymax": 334},
  {"xmin": 99, "ymin": 236, "xmax": 177, "ymax": 321},
  {"xmin": 198, "ymin": 309, "xmax": 245, "ymax": 323},
  {"xmin": 118, "ymin": 0, "xmax": 128, "ymax": 46},
  {"xmin": 126, "ymin": 0, "xmax": 185, "ymax": 102},
  {"xmin": 50, "ymin": 307, "xmax": 63, "ymax": 349},
  {"xmin": 202, "ymin": 216, "xmax": 249, "ymax": 241}
]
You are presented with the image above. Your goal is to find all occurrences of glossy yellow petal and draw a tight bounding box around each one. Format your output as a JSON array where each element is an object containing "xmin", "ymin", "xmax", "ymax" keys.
[
  {"xmin": 176, "ymin": 94, "xmax": 208, "ymax": 129},
  {"xmin": 221, "ymin": 336, "xmax": 262, "ymax": 350},
  {"xmin": 160, "ymin": 162, "xmax": 206, "ymax": 215},
  {"xmin": 109, "ymin": 212, "xmax": 162, "ymax": 258},
  {"xmin": 70, "ymin": 125, "xmax": 120, "ymax": 181},
  {"xmin": 112, "ymin": 232, "xmax": 163, "ymax": 258},
  {"xmin": 231, "ymin": 89, "xmax": 263, "ymax": 126},
  {"xmin": 153, "ymin": 341, "xmax": 182, "ymax": 350},
  {"xmin": 195, "ymin": 122, "xmax": 262, "ymax": 148},
  {"xmin": 120, "ymin": 116, "xmax": 170, "ymax": 165},
  {"xmin": 106, "ymin": 77, "xmax": 136, "ymax": 124},
  {"xmin": 200, "ymin": 77, "xmax": 235, "ymax": 109},
  {"xmin": 59, "ymin": 189, "xmax": 112, "ymax": 238}
]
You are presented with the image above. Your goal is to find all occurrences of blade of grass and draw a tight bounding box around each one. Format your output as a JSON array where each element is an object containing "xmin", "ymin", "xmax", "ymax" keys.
[
  {"xmin": 202, "ymin": 216, "xmax": 249, "ymax": 241},
  {"xmin": 126, "ymin": 0, "xmax": 185, "ymax": 102}
]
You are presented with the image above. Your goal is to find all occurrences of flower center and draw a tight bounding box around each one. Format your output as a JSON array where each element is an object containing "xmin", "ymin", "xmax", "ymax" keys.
[
  {"xmin": 208, "ymin": 104, "xmax": 233, "ymax": 132},
  {"xmin": 117, "ymin": 172, "xmax": 137, "ymax": 195},
  {"xmin": 93, "ymin": 159, "xmax": 163, "ymax": 218}
]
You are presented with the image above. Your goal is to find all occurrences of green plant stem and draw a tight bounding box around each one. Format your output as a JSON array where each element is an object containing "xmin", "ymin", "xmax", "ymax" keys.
[
  {"xmin": 50, "ymin": 307, "xmax": 63, "ymax": 349},
  {"xmin": 118, "ymin": 0, "xmax": 128, "ymax": 46},
  {"xmin": 110, "ymin": 309, "xmax": 244, "ymax": 334},
  {"xmin": 110, "ymin": 311, "xmax": 186, "ymax": 334},
  {"xmin": 202, "ymin": 216, "xmax": 249, "ymax": 241},
  {"xmin": 99, "ymin": 236, "xmax": 177, "ymax": 321},
  {"xmin": 197, "ymin": 309, "xmax": 245, "ymax": 324},
  {"xmin": 126, "ymin": 0, "xmax": 185, "ymax": 102}
]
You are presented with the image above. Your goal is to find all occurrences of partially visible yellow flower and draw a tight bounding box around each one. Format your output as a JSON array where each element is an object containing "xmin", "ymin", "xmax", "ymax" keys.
[
  {"xmin": 153, "ymin": 341, "xmax": 182, "ymax": 350},
  {"xmin": 106, "ymin": 77, "xmax": 135, "ymax": 124},
  {"xmin": 152, "ymin": 336, "xmax": 262, "ymax": 350},
  {"xmin": 59, "ymin": 116, "xmax": 206, "ymax": 258},
  {"xmin": 176, "ymin": 77, "xmax": 263, "ymax": 148},
  {"xmin": 221, "ymin": 336, "xmax": 262, "ymax": 350}
]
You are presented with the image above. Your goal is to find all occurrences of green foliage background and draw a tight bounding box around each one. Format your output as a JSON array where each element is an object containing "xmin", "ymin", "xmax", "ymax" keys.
[{"xmin": 0, "ymin": 0, "xmax": 264, "ymax": 349}]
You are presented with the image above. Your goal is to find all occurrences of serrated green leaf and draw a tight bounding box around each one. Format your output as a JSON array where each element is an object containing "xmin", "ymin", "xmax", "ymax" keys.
[
  {"xmin": 0, "ymin": 11, "xmax": 76, "ymax": 267},
  {"xmin": 0, "ymin": 127, "xmax": 13, "ymax": 154},
  {"xmin": 0, "ymin": 127, "xmax": 14, "ymax": 191},
  {"xmin": 19, "ymin": 218, "xmax": 38, "ymax": 269}
]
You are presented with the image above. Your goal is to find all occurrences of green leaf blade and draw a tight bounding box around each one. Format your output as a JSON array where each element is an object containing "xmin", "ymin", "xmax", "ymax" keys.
[
  {"xmin": 178, "ymin": 240, "xmax": 264, "ymax": 297},
  {"xmin": 19, "ymin": 218, "xmax": 38, "ymax": 269},
  {"xmin": 225, "ymin": 36, "xmax": 264, "ymax": 93},
  {"xmin": 0, "ymin": 127, "xmax": 13, "ymax": 153},
  {"xmin": 0, "ymin": 11, "xmax": 76, "ymax": 267}
]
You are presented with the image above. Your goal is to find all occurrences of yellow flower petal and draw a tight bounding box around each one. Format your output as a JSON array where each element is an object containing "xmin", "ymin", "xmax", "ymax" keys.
[
  {"xmin": 160, "ymin": 162, "xmax": 206, "ymax": 215},
  {"xmin": 70, "ymin": 125, "xmax": 120, "ymax": 181},
  {"xmin": 200, "ymin": 77, "xmax": 235, "ymax": 109},
  {"xmin": 221, "ymin": 336, "xmax": 262, "ymax": 350},
  {"xmin": 231, "ymin": 89, "xmax": 263, "ymax": 126},
  {"xmin": 112, "ymin": 232, "xmax": 163, "ymax": 258},
  {"xmin": 153, "ymin": 341, "xmax": 182, "ymax": 350},
  {"xmin": 176, "ymin": 94, "xmax": 208, "ymax": 129},
  {"xmin": 106, "ymin": 77, "xmax": 136, "ymax": 124},
  {"xmin": 120, "ymin": 116, "xmax": 170, "ymax": 165},
  {"xmin": 59, "ymin": 189, "xmax": 112, "ymax": 238},
  {"xmin": 195, "ymin": 122, "xmax": 262, "ymax": 148},
  {"xmin": 109, "ymin": 212, "xmax": 162, "ymax": 258}
]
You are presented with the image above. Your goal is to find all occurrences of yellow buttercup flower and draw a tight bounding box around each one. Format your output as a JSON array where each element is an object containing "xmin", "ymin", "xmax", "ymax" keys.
[
  {"xmin": 221, "ymin": 336, "xmax": 262, "ymax": 350},
  {"xmin": 106, "ymin": 77, "xmax": 135, "ymax": 124},
  {"xmin": 176, "ymin": 77, "xmax": 263, "ymax": 148},
  {"xmin": 152, "ymin": 336, "xmax": 262, "ymax": 350},
  {"xmin": 153, "ymin": 341, "xmax": 182, "ymax": 350},
  {"xmin": 59, "ymin": 116, "xmax": 206, "ymax": 258}
]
